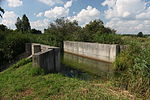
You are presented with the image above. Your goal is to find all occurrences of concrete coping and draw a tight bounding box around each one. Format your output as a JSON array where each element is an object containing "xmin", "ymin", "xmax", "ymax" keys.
[
  {"xmin": 64, "ymin": 41, "xmax": 120, "ymax": 46},
  {"xmin": 32, "ymin": 43, "xmax": 59, "ymax": 49},
  {"xmin": 33, "ymin": 49, "xmax": 53, "ymax": 56}
]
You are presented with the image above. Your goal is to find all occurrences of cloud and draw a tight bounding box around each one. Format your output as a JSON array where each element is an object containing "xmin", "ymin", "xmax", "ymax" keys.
[
  {"xmin": 106, "ymin": 18, "xmax": 150, "ymax": 34},
  {"xmin": 102, "ymin": 0, "xmax": 146, "ymax": 19},
  {"xmin": 0, "ymin": 11, "xmax": 18, "ymax": 29},
  {"xmin": 7, "ymin": 0, "xmax": 23, "ymax": 7},
  {"xmin": 68, "ymin": 6, "xmax": 100, "ymax": 26},
  {"xmin": 136, "ymin": 7, "xmax": 150, "ymax": 20},
  {"xmin": 38, "ymin": 0, "xmax": 63, "ymax": 6},
  {"xmin": 64, "ymin": 0, "xmax": 72, "ymax": 8},
  {"xmin": 38, "ymin": 1, "xmax": 72, "ymax": 19},
  {"xmin": 44, "ymin": 7, "xmax": 69, "ymax": 19},
  {"xmin": 31, "ymin": 19, "xmax": 49, "ymax": 31},
  {"xmin": 102, "ymin": 0, "xmax": 150, "ymax": 34},
  {"xmin": 36, "ymin": 12, "xmax": 44, "ymax": 17}
]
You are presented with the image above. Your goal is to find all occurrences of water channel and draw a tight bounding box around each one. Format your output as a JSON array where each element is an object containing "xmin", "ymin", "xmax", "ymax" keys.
[{"xmin": 62, "ymin": 52, "xmax": 114, "ymax": 79}]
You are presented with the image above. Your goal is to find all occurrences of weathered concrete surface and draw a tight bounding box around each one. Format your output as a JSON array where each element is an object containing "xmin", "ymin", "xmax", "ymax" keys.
[
  {"xmin": 32, "ymin": 44, "xmax": 41, "ymax": 55},
  {"xmin": 32, "ymin": 49, "xmax": 55, "ymax": 73},
  {"xmin": 26, "ymin": 43, "xmax": 61, "ymax": 73},
  {"xmin": 64, "ymin": 41, "xmax": 122, "ymax": 62}
]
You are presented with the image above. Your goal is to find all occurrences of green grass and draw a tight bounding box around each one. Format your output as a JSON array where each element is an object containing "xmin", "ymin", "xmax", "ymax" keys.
[{"xmin": 0, "ymin": 59, "xmax": 132, "ymax": 100}]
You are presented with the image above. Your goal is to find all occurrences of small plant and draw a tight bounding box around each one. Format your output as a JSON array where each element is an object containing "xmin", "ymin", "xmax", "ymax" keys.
[{"xmin": 28, "ymin": 66, "xmax": 45, "ymax": 76}]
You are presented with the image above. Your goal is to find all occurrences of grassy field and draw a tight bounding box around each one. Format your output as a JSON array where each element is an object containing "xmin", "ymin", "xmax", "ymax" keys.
[{"xmin": 0, "ymin": 59, "xmax": 133, "ymax": 100}]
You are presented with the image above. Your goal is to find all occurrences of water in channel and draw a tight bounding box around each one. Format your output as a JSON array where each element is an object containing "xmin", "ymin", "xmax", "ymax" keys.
[{"xmin": 62, "ymin": 52, "xmax": 114, "ymax": 79}]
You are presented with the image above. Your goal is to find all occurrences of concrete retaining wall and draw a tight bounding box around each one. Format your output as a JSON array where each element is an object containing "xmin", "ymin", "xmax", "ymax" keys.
[
  {"xmin": 64, "ymin": 41, "xmax": 122, "ymax": 62},
  {"xmin": 25, "ymin": 43, "xmax": 61, "ymax": 73}
]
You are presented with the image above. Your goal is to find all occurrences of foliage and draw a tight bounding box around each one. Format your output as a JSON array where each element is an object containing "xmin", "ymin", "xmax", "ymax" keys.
[
  {"xmin": 45, "ymin": 17, "xmax": 81, "ymax": 41},
  {"xmin": 0, "ymin": 32, "xmax": 30, "ymax": 66},
  {"xmin": 93, "ymin": 33, "xmax": 123, "ymax": 44},
  {"xmin": 114, "ymin": 42, "xmax": 150, "ymax": 98},
  {"xmin": 0, "ymin": 24, "xmax": 8, "ymax": 31},
  {"xmin": 15, "ymin": 17, "xmax": 22, "ymax": 31},
  {"xmin": 0, "ymin": 61, "xmax": 129, "ymax": 100},
  {"xmin": 45, "ymin": 18, "xmax": 118, "ymax": 44},
  {"xmin": 137, "ymin": 32, "xmax": 144, "ymax": 37},
  {"xmin": 22, "ymin": 14, "xmax": 31, "ymax": 32},
  {"xmin": 30, "ymin": 29, "xmax": 42, "ymax": 34},
  {"xmin": 15, "ymin": 14, "xmax": 31, "ymax": 33}
]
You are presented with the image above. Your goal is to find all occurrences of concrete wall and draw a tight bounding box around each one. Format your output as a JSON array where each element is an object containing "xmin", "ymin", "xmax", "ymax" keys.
[
  {"xmin": 64, "ymin": 41, "xmax": 121, "ymax": 62},
  {"xmin": 25, "ymin": 43, "xmax": 61, "ymax": 73}
]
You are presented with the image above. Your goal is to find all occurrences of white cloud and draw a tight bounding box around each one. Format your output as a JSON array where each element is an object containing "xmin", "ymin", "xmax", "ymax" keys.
[
  {"xmin": 44, "ymin": 7, "xmax": 69, "ymax": 19},
  {"xmin": 102, "ymin": 0, "xmax": 146, "ymax": 19},
  {"xmin": 43, "ymin": 1, "xmax": 72, "ymax": 19},
  {"xmin": 106, "ymin": 18, "xmax": 150, "ymax": 34},
  {"xmin": 0, "ymin": 11, "xmax": 18, "ymax": 29},
  {"xmin": 36, "ymin": 12, "xmax": 44, "ymax": 17},
  {"xmin": 64, "ymin": 0, "xmax": 72, "ymax": 8},
  {"xmin": 7, "ymin": 0, "xmax": 23, "ymax": 7},
  {"xmin": 31, "ymin": 19, "xmax": 49, "ymax": 31},
  {"xmin": 68, "ymin": 6, "xmax": 100, "ymax": 26},
  {"xmin": 38, "ymin": 0, "xmax": 63, "ymax": 6},
  {"xmin": 102, "ymin": 0, "xmax": 150, "ymax": 34}
]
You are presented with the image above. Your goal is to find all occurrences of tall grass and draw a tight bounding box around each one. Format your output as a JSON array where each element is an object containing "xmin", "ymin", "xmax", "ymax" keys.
[{"xmin": 114, "ymin": 42, "xmax": 150, "ymax": 98}]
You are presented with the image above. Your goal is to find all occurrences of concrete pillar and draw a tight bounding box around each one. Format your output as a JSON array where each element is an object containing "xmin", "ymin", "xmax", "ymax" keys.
[{"xmin": 32, "ymin": 44, "xmax": 41, "ymax": 55}]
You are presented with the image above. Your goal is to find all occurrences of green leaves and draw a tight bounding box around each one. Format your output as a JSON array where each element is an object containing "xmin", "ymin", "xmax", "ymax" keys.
[{"xmin": 114, "ymin": 42, "xmax": 150, "ymax": 97}]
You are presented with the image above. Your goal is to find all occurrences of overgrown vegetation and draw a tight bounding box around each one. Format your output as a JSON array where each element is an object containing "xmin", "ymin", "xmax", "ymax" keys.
[
  {"xmin": 114, "ymin": 42, "xmax": 150, "ymax": 98},
  {"xmin": 0, "ymin": 59, "xmax": 131, "ymax": 100},
  {"xmin": 0, "ymin": 16, "xmax": 150, "ymax": 99}
]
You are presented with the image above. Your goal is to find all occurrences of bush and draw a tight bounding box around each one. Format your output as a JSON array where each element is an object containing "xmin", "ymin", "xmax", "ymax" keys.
[{"xmin": 93, "ymin": 33, "xmax": 123, "ymax": 44}]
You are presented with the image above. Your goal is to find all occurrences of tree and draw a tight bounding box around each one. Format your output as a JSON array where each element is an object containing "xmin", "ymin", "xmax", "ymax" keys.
[
  {"xmin": 0, "ymin": 7, "xmax": 4, "ymax": 18},
  {"xmin": 45, "ymin": 17, "xmax": 81, "ymax": 50},
  {"xmin": 45, "ymin": 17, "xmax": 81, "ymax": 40},
  {"xmin": 15, "ymin": 17, "xmax": 22, "ymax": 31},
  {"xmin": 137, "ymin": 32, "xmax": 144, "ymax": 37},
  {"xmin": 0, "ymin": 24, "xmax": 8, "ymax": 31},
  {"xmin": 22, "ymin": 14, "xmax": 31, "ymax": 32},
  {"xmin": 15, "ymin": 14, "xmax": 31, "ymax": 33}
]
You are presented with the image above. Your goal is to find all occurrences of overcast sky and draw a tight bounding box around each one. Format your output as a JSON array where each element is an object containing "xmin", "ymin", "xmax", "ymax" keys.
[{"xmin": 0, "ymin": 0, "xmax": 150, "ymax": 34}]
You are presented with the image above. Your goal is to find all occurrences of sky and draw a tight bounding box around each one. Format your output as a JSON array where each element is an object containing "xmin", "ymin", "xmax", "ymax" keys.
[{"xmin": 0, "ymin": 0, "xmax": 150, "ymax": 34}]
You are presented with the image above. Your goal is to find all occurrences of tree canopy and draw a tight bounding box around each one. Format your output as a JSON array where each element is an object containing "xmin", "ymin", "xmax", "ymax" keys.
[
  {"xmin": 15, "ymin": 14, "xmax": 31, "ymax": 33},
  {"xmin": 137, "ymin": 32, "xmax": 144, "ymax": 37}
]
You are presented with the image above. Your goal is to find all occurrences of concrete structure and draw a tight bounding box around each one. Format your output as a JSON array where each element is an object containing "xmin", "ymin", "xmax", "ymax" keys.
[
  {"xmin": 25, "ymin": 43, "xmax": 61, "ymax": 73},
  {"xmin": 64, "ymin": 41, "xmax": 124, "ymax": 63}
]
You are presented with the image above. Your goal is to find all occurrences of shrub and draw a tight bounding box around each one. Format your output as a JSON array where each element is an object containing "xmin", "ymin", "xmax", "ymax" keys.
[{"xmin": 93, "ymin": 33, "xmax": 123, "ymax": 44}]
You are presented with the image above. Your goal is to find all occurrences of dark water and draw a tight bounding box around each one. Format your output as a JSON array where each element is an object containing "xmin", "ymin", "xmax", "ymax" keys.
[{"xmin": 62, "ymin": 52, "xmax": 113, "ymax": 78}]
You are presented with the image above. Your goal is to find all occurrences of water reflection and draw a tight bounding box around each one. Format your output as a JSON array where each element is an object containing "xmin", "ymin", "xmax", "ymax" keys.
[{"xmin": 63, "ymin": 53, "xmax": 113, "ymax": 76}]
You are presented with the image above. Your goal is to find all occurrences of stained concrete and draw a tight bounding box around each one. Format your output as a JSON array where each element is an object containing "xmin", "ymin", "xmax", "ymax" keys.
[
  {"xmin": 64, "ymin": 41, "xmax": 123, "ymax": 62},
  {"xmin": 26, "ymin": 43, "xmax": 61, "ymax": 73}
]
